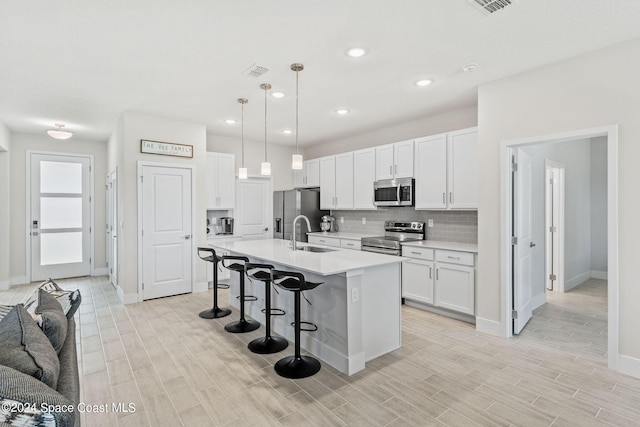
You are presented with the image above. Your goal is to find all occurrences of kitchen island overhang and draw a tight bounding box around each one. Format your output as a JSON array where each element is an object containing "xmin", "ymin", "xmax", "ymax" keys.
[{"xmin": 210, "ymin": 238, "xmax": 405, "ymax": 375}]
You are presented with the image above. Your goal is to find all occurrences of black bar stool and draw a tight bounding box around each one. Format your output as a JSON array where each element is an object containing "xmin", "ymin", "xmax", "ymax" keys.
[
  {"xmin": 244, "ymin": 263, "xmax": 288, "ymax": 354},
  {"xmin": 221, "ymin": 255, "xmax": 260, "ymax": 333},
  {"xmin": 197, "ymin": 247, "xmax": 231, "ymax": 319},
  {"xmin": 271, "ymin": 269, "xmax": 322, "ymax": 379}
]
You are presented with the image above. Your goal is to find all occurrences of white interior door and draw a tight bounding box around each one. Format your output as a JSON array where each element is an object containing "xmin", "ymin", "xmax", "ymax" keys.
[
  {"xmin": 235, "ymin": 177, "xmax": 272, "ymax": 240},
  {"xmin": 513, "ymin": 149, "xmax": 534, "ymax": 334},
  {"xmin": 141, "ymin": 165, "xmax": 192, "ymax": 300},
  {"xmin": 30, "ymin": 153, "xmax": 91, "ymax": 281},
  {"xmin": 545, "ymin": 164, "xmax": 564, "ymax": 292},
  {"xmin": 106, "ymin": 170, "xmax": 118, "ymax": 288}
]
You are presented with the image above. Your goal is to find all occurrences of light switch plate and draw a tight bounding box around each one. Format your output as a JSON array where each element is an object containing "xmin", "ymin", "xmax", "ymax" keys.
[
  {"xmin": 428, "ymin": 219, "xmax": 434, "ymax": 227},
  {"xmin": 362, "ymin": 217, "xmax": 366, "ymax": 225}
]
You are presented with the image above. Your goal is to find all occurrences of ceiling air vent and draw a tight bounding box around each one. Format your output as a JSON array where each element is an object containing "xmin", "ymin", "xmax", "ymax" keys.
[
  {"xmin": 467, "ymin": 0, "xmax": 515, "ymax": 15},
  {"xmin": 242, "ymin": 63, "xmax": 269, "ymax": 78}
]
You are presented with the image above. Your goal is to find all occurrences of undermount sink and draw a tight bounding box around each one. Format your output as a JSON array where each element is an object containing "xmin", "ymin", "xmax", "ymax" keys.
[{"xmin": 296, "ymin": 245, "xmax": 337, "ymax": 253}]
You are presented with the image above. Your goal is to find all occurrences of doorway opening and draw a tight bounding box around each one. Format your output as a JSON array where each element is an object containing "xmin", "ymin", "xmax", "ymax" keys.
[{"xmin": 502, "ymin": 125, "xmax": 618, "ymax": 371}]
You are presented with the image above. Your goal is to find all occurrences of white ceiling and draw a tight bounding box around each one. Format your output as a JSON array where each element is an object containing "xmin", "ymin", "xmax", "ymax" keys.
[{"xmin": 2, "ymin": 0, "xmax": 640, "ymax": 146}]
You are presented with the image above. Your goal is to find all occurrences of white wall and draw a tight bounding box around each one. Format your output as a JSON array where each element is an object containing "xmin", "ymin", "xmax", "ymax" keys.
[
  {"xmin": 477, "ymin": 36, "xmax": 640, "ymax": 365},
  {"xmin": 591, "ymin": 137, "xmax": 608, "ymax": 273},
  {"xmin": 8, "ymin": 133, "xmax": 108, "ymax": 283},
  {"xmin": 0, "ymin": 122, "xmax": 11, "ymax": 289},
  {"xmin": 304, "ymin": 105, "xmax": 477, "ymax": 159},
  {"xmin": 118, "ymin": 112, "xmax": 207, "ymax": 301},
  {"xmin": 206, "ymin": 135, "xmax": 296, "ymax": 191}
]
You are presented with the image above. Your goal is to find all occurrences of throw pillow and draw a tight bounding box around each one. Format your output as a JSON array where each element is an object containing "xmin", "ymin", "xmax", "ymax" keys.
[
  {"xmin": 30, "ymin": 290, "xmax": 68, "ymax": 354},
  {"xmin": 23, "ymin": 278, "xmax": 81, "ymax": 319},
  {"xmin": 0, "ymin": 305, "xmax": 60, "ymax": 389}
]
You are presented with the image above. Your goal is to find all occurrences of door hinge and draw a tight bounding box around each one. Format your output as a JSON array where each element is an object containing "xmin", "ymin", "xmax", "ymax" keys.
[
  {"xmin": 511, "ymin": 162, "xmax": 518, "ymax": 172},
  {"xmin": 511, "ymin": 236, "xmax": 518, "ymax": 245},
  {"xmin": 90, "ymin": 257, "xmax": 92, "ymax": 264},
  {"xmin": 142, "ymin": 283, "xmax": 145, "ymax": 290},
  {"xmin": 89, "ymin": 165, "xmax": 92, "ymax": 172},
  {"xmin": 549, "ymin": 178, "xmax": 556, "ymax": 184},
  {"xmin": 549, "ymin": 226, "xmax": 557, "ymax": 232},
  {"xmin": 89, "ymin": 226, "xmax": 92, "ymax": 232},
  {"xmin": 512, "ymin": 310, "xmax": 518, "ymax": 319},
  {"xmin": 141, "ymin": 229, "xmax": 144, "ymax": 237},
  {"xmin": 140, "ymin": 176, "xmax": 143, "ymax": 183},
  {"xmin": 549, "ymin": 274, "xmax": 557, "ymax": 280}
]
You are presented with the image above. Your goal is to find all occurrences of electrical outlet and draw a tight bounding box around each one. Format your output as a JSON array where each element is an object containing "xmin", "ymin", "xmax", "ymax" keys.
[
  {"xmin": 351, "ymin": 288, "xmax": 360, "ymax": 303},
  {"xmin": 340, "ymin": 217, "xmax": 344, "ymax": 224},
  {"xmin": 428, "ymin": 219, "xmax": 434, "ymax": 228},
  {"xmin": 362, "ymin": 217, "xmax": 366, "ymax": 225}
]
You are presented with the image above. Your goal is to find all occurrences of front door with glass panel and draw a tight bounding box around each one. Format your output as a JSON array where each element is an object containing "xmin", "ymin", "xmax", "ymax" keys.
[{"xmin": 31, "ymin": 153, "xmax": 91, "ymax": 281}]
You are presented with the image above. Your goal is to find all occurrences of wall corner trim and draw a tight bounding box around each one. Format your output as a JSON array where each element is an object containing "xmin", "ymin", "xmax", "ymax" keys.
[
  {"xmin": 618, "ymin": 354, "xmax": 640, "ymax": 380},
  {"xmin": 193, "ymin": 281, "xmax": 208, "ymax": 293},
  {"xmin": 475, "ymin": 317, "xmax": 506, "ymax": 338},
  {"xmin": 117, "ymin": 285, "xmax": 139, "ymax": 305}
]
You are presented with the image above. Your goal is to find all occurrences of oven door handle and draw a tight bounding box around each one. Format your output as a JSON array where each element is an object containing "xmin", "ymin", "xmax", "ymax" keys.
[
  {"xmin": 361, "ymin": 246, "xmax": 400, "ymax": 256},
  {"xmin": 397, "ymin": 185, "xmax": 401, "ymax": 203}
]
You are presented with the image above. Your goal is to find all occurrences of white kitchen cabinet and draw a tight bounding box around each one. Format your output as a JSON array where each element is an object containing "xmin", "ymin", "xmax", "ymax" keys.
[
  {"xmin": 319, "ymin": 153, "xmax": 354, "ymax": 210},
  {"xmin": 402, "ymin": 259, "xmax": 434, "ymax": 305},
  {"xmin": 308, "ymin": 235, "xmax": 341, "ymax": 247},
  {"xmin": 434, "ymin": 262, "xmax": 475, "ymax": 315},
  {"xmin": 375, "ymin": 140, "xmax": 414, "ymax": 180},
  {"xmin": 206, "ymin": 152, "xmax": 235, "ymax": 209},
  {"xmin": 294, "ymin": 159, "xmax": 320, "ymax": 188},
  {"xmin": 353, "ymin": 148, "xmax": 377, "ymax": 210},
  {"xmin": 414, "ymin": 127, "xmax": 477, "ymax": 210}
]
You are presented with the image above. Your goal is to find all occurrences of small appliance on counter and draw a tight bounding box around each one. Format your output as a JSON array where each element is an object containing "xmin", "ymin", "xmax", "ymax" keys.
[
  {"xmin": 320, "ymin": 215, "xmax": 338, "ymax": 232},
  {"xmin": 217, "ymin": 217, "xmax": 234, "ymax": 235}
]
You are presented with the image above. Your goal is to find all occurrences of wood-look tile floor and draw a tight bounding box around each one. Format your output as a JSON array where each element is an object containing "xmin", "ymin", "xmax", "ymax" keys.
[{"xmin": 3, "ymin": 276, "xmax": 639, "ymax": 426}]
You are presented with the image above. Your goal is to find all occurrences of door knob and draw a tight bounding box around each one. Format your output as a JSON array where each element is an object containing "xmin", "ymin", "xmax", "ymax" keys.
[{"xmin": 530, "ymin": 242, "xmax": 536, "ymax": 247}]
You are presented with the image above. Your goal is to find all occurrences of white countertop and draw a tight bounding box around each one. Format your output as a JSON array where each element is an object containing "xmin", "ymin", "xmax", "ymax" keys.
[
  {"xmin": 401, "ymin": 240, "xmax": 478, "ymax": 253},
  {"xmin": 307, "ymin": 231, "xmax": 378, "ymax": 241},
  {"xmin": 212, "ymin": 238, "xmax": 405, "ymax": 276},
  {"xmin": 207, "ymin": 234, "xmax": 241, "ymax": 240}
]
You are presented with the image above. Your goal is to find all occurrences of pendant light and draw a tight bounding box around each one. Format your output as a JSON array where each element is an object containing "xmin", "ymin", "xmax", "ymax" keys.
[
  {"xmin": 291, "ymin": 63, "xmax": 304, "ymax": 170},
  {"xmin": 46, "ymin": 123, "xmax": 73, "ymax": 140},
  {"xmin": 260, "ymin": 83, "xmax": 271, "ymax": 176},
  {"xmin": 238, "ymin": 98, "xmax": 248, "ymax": 179}
]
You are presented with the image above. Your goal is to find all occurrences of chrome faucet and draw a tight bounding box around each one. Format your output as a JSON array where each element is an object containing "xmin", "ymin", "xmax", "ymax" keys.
[{"xmin": 291, "ymin": 215, "xmax": 312, "ymax": 251}]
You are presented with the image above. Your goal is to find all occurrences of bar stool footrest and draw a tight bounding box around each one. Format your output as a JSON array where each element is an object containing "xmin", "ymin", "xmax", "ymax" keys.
[
  {"xmin": 236, "ymin": 295, "xmax": 258, "ymax": 302},
  {"xmin": 262, "ymin": 308, "xmax": 285, "ymax": 316},
  {"xmin": 291, "ymin": 321, "xmax": 318, "ymax": 332},
  {"xmin": 217, "ymin": 283, "xmax": 230, "ymax": 289}
]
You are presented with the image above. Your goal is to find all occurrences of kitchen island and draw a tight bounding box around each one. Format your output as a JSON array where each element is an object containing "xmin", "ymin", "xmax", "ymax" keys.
[{"xmin": 210, "ymin": 238, "xmax": 405, "ymax": 375}]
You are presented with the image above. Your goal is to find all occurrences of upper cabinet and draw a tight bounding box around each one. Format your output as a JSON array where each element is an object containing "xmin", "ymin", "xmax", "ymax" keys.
[
  {"xmin": 207, "ymin": 152, "xmax": 235, "ymax": 209},
  {"xmin": 353, "ymin": 148, "xmax": 377, "ymax": 210},
  {"xmin": 319, "ymin": 153, "xmax": 354, "ymax": 210},
  {"xmin": 375, "ymin": 139, "xmax": 414, "ymax": 180},
  {"xmin": 293, "ymin": 159, "xmax": 320, "ymax": 188},
  {"xmin": 415, "ymin": 127, "xmax": 477, "ymax": 210}
]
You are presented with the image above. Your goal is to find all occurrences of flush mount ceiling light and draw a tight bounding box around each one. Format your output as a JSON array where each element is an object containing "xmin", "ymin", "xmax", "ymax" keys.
[
  {"xmin": 224, "ymin": 119, "xmax": 237, "ymax": 125},
  {"xmin": 260, "ymin": 83, "xmax": 272, "ymax": 176},
  {"xmin": 46, "ymin": 123, "xmax": 73, "ymax": 140},
  {"xmin": 282, "ymin": 129, "xmax": 292, "ymax": 135},
  {"xmin": 346, "ymin": 47, "xmax": 368, "ymax": 58},
  {"xmin": 291, "ymin": 63, "xmax": 304, "ymax": 170},
  {"xmin": 463, "ymin": 63, "xmax": 478, "ymax": 73},
  {"xmin": 271, "ymin": 91, "xmax": 285, "ymax": 98},
  {"xmin": 335, "ymin": 109, "xmax": 350, "ymax": 115},
  {"xmin": 415, "ymin": 79, "xmax": 433, "ymax": 87},
  {"xmin": 237, "ymin": 98, "xmax": 248, "ymax": 180}
]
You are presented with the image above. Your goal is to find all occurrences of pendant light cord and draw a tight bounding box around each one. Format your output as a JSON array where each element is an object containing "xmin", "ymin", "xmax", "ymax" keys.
[
  {"xmin": 241, "ymin": 102, "xmax": 245, "ymax": 167},
  {"xmin": 264, "ymin": 87, "xmax": 268, "ymax": 161},
  {"xmin": 295, "ymin": 70, "xmax": 299, "ymax": 155}
]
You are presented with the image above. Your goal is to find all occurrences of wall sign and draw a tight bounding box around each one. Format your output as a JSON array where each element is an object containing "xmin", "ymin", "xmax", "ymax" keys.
[{"xmin": 140, "ymin": 139, "xmax": 193, "ymax": 158}]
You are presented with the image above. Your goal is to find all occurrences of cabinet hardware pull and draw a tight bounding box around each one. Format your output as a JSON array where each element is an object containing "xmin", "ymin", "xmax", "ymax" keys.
[
  {"xmin": 395, "ymin": 164, "xmax": 397, "ymax": 174},
  {"xmin": 449, "ymin": 192, "xmax": 453, "ymax": 204},
  {"xmin": 429, "ymin": 266, "xmax": 432, "ymax": 279},
  {"xmin": 389, "ymin": 165, "xmax": 392, "ymax": 175},
  {"xmin": 411, "ymin": 251, "xmax": 421, "ymax": 255},
  {"xmin": 436, "ymin": 269, "xmax": 439, "ymax": 280},
  {"xmin": 447, "ymin": 255, "xmax": 460, "ymax": 260},
  {"xmin": 442, "ymin": 193, "xmax": 446, "ymax": 204}
]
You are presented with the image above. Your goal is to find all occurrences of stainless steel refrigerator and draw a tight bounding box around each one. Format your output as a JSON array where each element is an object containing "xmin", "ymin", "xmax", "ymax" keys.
[{"xmin": 273, "ymin": 189, "xmax": 328, "ymax": 243}]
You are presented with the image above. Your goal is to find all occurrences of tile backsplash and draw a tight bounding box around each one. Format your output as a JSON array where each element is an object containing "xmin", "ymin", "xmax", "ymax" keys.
[{"xmin": 330, "ymin": 209, "xmax": 478, "ymax": 244}]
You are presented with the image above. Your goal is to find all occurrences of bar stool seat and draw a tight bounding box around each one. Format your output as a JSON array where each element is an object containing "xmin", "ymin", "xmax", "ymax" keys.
[
  {"xmin": 245, "ymin": 263, "xmax": 288, "ymax": 354},
  {"xmin": 271, "ymin": 269, "xmax": 323, "ymax": 379},
  {"xmin": 222, "ymin": 255, "xmax": 260, "ymax": 333},
  {"xmin": 197, "ymin": 247, "xmax": 231, "ymax": 319}
]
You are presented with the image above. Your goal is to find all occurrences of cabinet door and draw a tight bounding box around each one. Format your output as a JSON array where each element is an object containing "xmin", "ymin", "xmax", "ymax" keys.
[
  {"xmin": 319, "ymin": 156, "xmax": 336, "ymax": 209},
  {"xmin": 402, "ymin": 259, "xmax": 434, "ymax": 304},
  {"xmin": 206, "ymin": 153, "xmax": 219, "ymax": 208},
  {"xmin": 334, "ymin": 152, "xmax": 354, "ymax": 209},
  {"xmin": 434, "ymin": 263, "xmax": 475, "ymax": 315},
  {"xmin": 293, "ymin": 168, "xmax": 305, "ymax": 188},
  {"xmin": 394, "ymin": 140, "xmax": 414, "ymax": 178},
  {"xmin": 216, "ymin": 153, "xmax": 236, "ymax": 209},
  {"xmin": 308, "ymin": 235, "xmax": 341, "ymax": 247},
  {"xmin": 353, "ymin": 148, "xmax": 377, "ymax": 209},
  {"xmin": 375, "ymin": 144, "xmax": 394, "ymax": 180},
  {"xmin": 414, "ymin": 135, "xmax": 447, "ymax": 209},
  {"xmin": 305, "ymin": 159, "xmax": 320, "ymax": 187},
  {"xmin": 448, "ymin": 129, "xmax": 477, "ymax": 209}
]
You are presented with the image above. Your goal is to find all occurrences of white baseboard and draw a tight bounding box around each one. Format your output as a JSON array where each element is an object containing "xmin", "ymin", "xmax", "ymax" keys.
[
  {"xmin": 11, "ymin": 276, "xmax": 28, "ymax": 286},
  {"xmin": 565, "ymin": 271, "xmax": 591, "ymax": 292},
  {"xmin": 193, "ymin": 281, "xmax": 208, "ymax": 293},
  {"xmin": 618, "ymin": 354, "xmax": 640, "ymax": 379},
  {"xmin": 117, "ymin": 285, "xmax": 139, "ymax": 305},
  {"xmin": 532, "ymin": 292, "xmax": 546, "ymax": 310},
  {"xmin": 476, "ymin": 316, "xmax": 506, "ymax": 338},
  {"xmin": 92, "ymin": 267, "xmax": 108, "ymax": 276},
  {"xmin": 591, "ymin": 270, "xmax": 608, "ymax": 280},
  {"xmin": 0, "ymin": 280, "xmax": 9, "ymax": 291}
]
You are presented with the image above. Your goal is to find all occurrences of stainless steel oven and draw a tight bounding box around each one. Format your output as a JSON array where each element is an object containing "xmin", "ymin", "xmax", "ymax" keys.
[
  {"xmin": 373, "ymin": 178, "xmax": 414, "ymax": 207},
  {"xmin": 361, "ymin": 221, "xmax": 425, "ymax": 255}
]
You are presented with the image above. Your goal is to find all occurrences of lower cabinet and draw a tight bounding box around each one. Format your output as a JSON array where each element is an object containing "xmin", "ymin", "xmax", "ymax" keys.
[
  {"xmin": 308, "ymin": 235, "xmax": 361, "ymax": 250},
  {"xmin": 402, "ymin": 246, "xmax": 475, "ymax": 316}
]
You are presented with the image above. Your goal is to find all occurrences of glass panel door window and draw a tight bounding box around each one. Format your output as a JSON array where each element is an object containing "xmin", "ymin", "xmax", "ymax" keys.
[{"xmin": 30, "ymin": 153, "xmax": 91, "ymax": 281}]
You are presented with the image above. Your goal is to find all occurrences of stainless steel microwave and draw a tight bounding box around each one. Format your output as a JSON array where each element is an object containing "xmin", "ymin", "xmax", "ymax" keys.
[{"xmin": 373, "ymin": 178, "xmax": 414, "ymax": 206}]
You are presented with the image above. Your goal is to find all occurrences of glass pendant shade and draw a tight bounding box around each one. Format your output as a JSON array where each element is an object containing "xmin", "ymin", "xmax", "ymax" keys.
[
  {"xmin": 292, "ymin": 154, "xmax": 303, "ymax": 170},
  {"xmin": 238, "ymin": 167, "xmax": 248, "ymax": 180},
  {"xmin": 261, "ymin": 161, "xmax": 271, "ymax": 176}
]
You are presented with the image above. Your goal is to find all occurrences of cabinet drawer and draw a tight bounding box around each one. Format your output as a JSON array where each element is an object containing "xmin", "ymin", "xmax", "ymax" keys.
[
  {"xmin": 435, "ymin": 250, "xmax": 474, "ymax": 266},
  {"xmin": 340, "ymin": 239, "xmax": 361, "ymax": 250},
  {"xmin": 402, "ymin": 246, "xmax": 434, "ymax": 261},
  {"xmin": 308, "ymin": 235, "xmax": 341, "ymax": 248}
]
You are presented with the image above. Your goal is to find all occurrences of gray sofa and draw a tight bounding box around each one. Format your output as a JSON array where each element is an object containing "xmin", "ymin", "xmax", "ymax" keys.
[{"xmin": 0, "ymin": 282, "xmax": 81, "ymax": 427}]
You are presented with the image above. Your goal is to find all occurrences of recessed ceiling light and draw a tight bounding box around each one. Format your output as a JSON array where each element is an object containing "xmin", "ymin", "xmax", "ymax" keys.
[
  {"xmin": 282, "ymin": 129, "xmax": 293, "ymax": 135},
  {"xmin": 415, "ymin": 79, "xmax": 433, "ymax": 87},
  {"xmin": 335, "ymin": 109, "xmax": 350, "ymax": 115},
  {"xmin": 224, "ymin": 119, "xmax": 237, "ymax": 125},
  {"xmin": 346, "ymin": 47, "xmax": 368, "ymax": 58},
  {"xmin": 271, "ymin": 92, "xmax": 285, "ymax": 98},
  {"xmin": 463, "ymin": 63, "xmax": 478, "ymax": 73}
]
